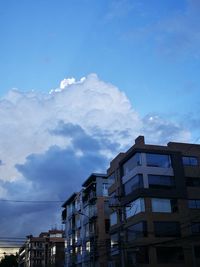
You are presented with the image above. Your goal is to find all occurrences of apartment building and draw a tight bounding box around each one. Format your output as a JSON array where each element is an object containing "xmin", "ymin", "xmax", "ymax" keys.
[
  {"xmin": 62, "ymin": 173, "xmax": 113, "ymax": 267},
  {"xmin": 18, "ymin": 230, "xmax": 65, "ymax": 267},
  {"xmin": 108, "ymin": 136, "xmax": 200, "ymax": 267}
]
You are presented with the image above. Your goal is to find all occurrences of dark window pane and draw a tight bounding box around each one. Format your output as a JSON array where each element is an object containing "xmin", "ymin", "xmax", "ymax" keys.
[
  {"xmin": 194, "ymin": 246, "xmax": 200, "ymax": 258},
  {"xmin": 182, "ymin": 156, "xmax": 198, "ymax": 166},
  {"xmin": 146, "ymin": 153, "xmax": 171, "ymax": 168},
  {"xmin": 154, "ymin": 221, "xmax": 181, "ymax": 237},
  {"xmin": 111, "ymin": 233, "xmax": 119, "ymax": 255},
  {"xmin": 123, "ymin": 153, "xmax": 142, "ymax": 175},
  {"xmin": 127, "ymin": 247, "xmax": 149, "ymax": 264},
  {"xmin": 127, "ymin": 221, "xmax": 147, "ymax": 241},
  {"xmin": 156, "ymin": 247, "xmax": 184, "ymax": 263},
  {"xmin": 188, "ymin": 199, "xmax": 200, "ymax": 209},
  {"xmin": 124, "ymin": 174, "xmax": 143, "ymax": 195},
  {"xmin": 191, "ymin": 222, "xmax": 200, "ymax": 234},
  {"xmin": 108, "ymin": 172, "xmax": 116, "ymax": 186},
  {"xmin": 186, "ymin": 177, "xmax": 200, "ymax": 187},
  {"xmin": 148, "ymin": 175, "xmax": 175, "ymax": 189}
]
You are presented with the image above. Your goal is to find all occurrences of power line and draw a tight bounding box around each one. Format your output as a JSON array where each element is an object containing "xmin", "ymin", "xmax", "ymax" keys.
[{"xmin": 0, "ymin": 199, "xmax": 64, "ymax": 203}]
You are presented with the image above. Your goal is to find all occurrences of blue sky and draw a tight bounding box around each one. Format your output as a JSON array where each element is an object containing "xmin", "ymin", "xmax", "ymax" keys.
[
  {"xmin": 0, "ymin": 0, "xmax": 200, "ymax": 238},
  {"xmin": 1, "ymin": 0, "xmax": 200, "ymax": 116}
]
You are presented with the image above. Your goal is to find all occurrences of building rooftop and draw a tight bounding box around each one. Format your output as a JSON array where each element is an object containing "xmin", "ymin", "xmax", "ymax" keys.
[{"xmin": 82, "ymin": 173, "xmax": 107, "ymax": 187}]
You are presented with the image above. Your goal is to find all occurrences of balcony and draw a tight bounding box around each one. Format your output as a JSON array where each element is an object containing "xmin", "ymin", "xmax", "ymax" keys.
[
  {"xmin": 111, "ymin": 246, "xmax": 119, "ymax": 256},
  {"xmin": 89, "ymin": 191, "xmax": 97, "ymax": 202}
]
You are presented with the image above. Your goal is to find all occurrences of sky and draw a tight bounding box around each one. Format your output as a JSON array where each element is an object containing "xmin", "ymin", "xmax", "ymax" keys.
[{"xmin": 0, "ymin": 0, "xmax": 200, "ymax": 249}]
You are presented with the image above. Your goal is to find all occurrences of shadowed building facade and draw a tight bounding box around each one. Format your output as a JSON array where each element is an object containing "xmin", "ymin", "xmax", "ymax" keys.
[
  {"xmin": 62, "ymin": 173, "xmax": 113, "ymax": 267},
  {"xmin": 108, "ymin": 136, "xmax": 200, "ymax": 267}
]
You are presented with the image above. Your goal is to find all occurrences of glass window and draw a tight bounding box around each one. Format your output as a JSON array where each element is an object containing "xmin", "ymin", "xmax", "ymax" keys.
[
  {"xmin": 86, "ymin": 241, "xmax": 90, "ymax": 252},
  {"xmin": 186, "ymin": 177, "xmax": 200, "ymax": 187},
  {"xmin": 110, "ymin": 212, "xmax": 117, "ymax": 226},
  {"xmin": 148, "ymin": 174, "xmax": 175, "ymax": 189},
  {"xmin": 85, "ymin": 224, "xmax": 89, "ymax": 237},
  {"xmin": 102, "ymin": 183, "xmax": 109, "ymax": 196},
  {"xmin": 146, "ymin": 153, "xmax": 171, "ymax": 168},
  {"xmin": 127, "ymin": 247, "xmax": 149, "ymax": 264},
  {"xmin": 154, "ymin": 221, "xmax": 181, "ymax": 237},
  {"xmin": 89, "ymin": 204, "xmax": 97, "ymax": 218},
  {"xmin": 123, "ymin": 153, "xmax": 142, "ymax": 175},
  {"xmin": 126, "ymin": 198, "xmax": 145, "ymax": 219},
  {"xmin": 108, "ymin": 172, "xmax": 115, "ymax": 186},
  {"xmin": 156, "ymin": 247, "xmax": 184, "ymax": 263},
  {"xmin": 110, "ymin": 233, "xmax": 119, "ymax": 254},
  {"xmin": 109, "ymin": 191, "xmax": 120, "ymax": 207},
  {"xmin": 124, "ymin": 174, "xmax": 143, "ymax": 195},
  {"xmin": 191, "ymin": 222, "xmax": 200, "ymax": 234},
  {"xmin": 152, "ymin": 198, "xmax": 178, "ymax": 213},
  {"xmin": 127, "ymin": 221, "xmax": 147, "ymax": 241},
  {"xmin": 188, "ymin": 199, "xmax": 200, "ymax": 209},
  {"xmin": 194, "ymin": 246, "xmax": 200, "ymax": 258},
  {"xmin": 75, "ymin": 229, "xmax": 81, "ymax": 242},
  {"xmin": 182, "ymin": 156, "xmax": 198, "ymax": 166}
]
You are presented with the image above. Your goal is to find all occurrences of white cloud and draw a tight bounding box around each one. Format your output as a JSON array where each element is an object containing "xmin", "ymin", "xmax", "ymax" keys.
[
  {"xmin": 0, "ymin": 73, "xmax": 191, "ymax": 236},
  {"xmin": 0, "ymin": 73, "xmax": 190, "ymax": 186}
]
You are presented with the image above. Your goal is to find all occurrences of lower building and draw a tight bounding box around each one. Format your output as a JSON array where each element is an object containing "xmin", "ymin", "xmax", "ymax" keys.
[{"xmin": 18, "ymin": 230, "xmax": 65, "ymax": 267}]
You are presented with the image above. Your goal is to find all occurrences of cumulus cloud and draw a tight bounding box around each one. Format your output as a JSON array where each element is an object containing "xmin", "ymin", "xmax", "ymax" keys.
[
  {"xmin": 0, "ymin": 73, "xmax": 190, "ymax": 236},
  {"xmin": 142, "ymin": 114, "xmax": 191, "ymax": 144}
]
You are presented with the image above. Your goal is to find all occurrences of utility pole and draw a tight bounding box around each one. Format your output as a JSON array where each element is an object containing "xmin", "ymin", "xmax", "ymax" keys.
[{"xmin": 109, "ymin": 194, "xmax": 127, "ymax": 267}]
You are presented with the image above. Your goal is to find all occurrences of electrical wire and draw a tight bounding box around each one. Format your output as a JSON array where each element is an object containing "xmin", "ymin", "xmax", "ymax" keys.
[{"xmin": 0, "ymin": 199, "xmax": 64, "ymax": 203}]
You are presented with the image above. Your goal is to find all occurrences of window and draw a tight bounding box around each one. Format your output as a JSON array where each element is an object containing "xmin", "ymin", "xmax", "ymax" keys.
[
  {"xmin": 126, "ymin": 198, "xmax": 145, "ymax": 219},
  {"xmin": 146, "ymin": 153, "xmax": 171, "ymax": 168},
  {"xmin": 67, "ymin": 203, "xmax": 74, "ymax": 215},
  {"xmin": 186, "ymin": 177, "xmax": 200, "ymax": 187},
  {"xmin": 182, "ymin": 156, "xmax": 198, "ymax": 166},
  {"xmin": 108, "ymin": 172, "xmax": 115, "ymax": 186},
  {"xmin": 89, "ymin": 204, "xmax": 97, "ymax": 218},
  {"xmin": 152, "ymin": 198, "xmax": 178, "ymax": 213},
  {"xmin": 148, "ymin": 174, "xmax": 175, "ymax": 189},
  {"xmin": 188, "ymin": 199, "xmax": 200, "ymax": 209},
  {"xmin": 124, "ymin": 174, "xmax": 143, "ymax": 195},
  {"xmin": 109, "ymin": 191, "xmax": 120, "ymax": 207},
  {"xmin": 85, "ymin": 224, "xmax": 89, "ymax": 237},
  {"xmin": 191, "ymin": 222, "xmax": 200, "ymax": 234},
  {"xmin": 194, "ymin": 246, "xmax": 200, "ymax": 258},
  {"xmin": 68, "ymin": 235, "xmax": 73, "ymax": 246},
  {"xmin": 127, "ymin": 221, "xmax": 147, "ymax": 241},
  {"xmin": 75, "ymin": 229, "xmax": 81, "ymax": 242},
  {"xmin": 86, "ymin": 241, "xmax": 90, "ymax": 252},
  {"xmin": 52, "ymin": 245, "xmax": 56, "ymax": 255},
  {"xmin": 154, "ymin": 221, "xmax": 181, "ymax": 237},
  {"xmin": 110, "ymin": 233, "xmax": 119, "ymax": 255},
  {"xmin": 102, "ymin": 183, "xmax": 109, "ymax": 196},
  {"xmin": 110, "ymin": 212, "xmax": 117, "ymax": 226},
  {"xmin": 127, "ymin": 247, "xmax": 149, "ymax": 264},
  {"xmin": 105, "ymin": 219, "xmax": 110, "ymax": 233},
  {"xmin": 89, "ymin": 222, "xmax": 96, "ymax": 234},
  {"xmin": 123, "ymin": 153, "xmax": 142, "ymax": 175},
  {"xmin": 156, "ymin": 247, "xmax": 184, "ymax": 263}
]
